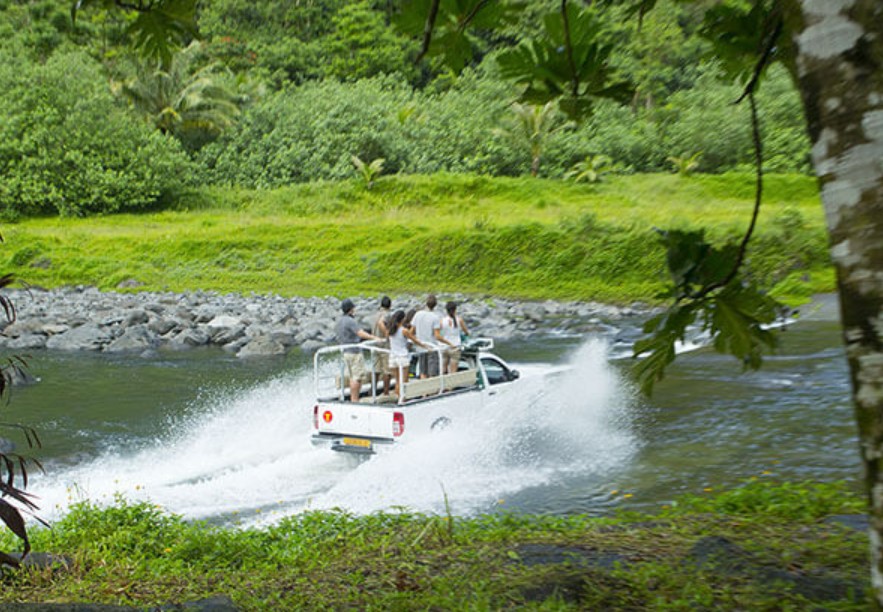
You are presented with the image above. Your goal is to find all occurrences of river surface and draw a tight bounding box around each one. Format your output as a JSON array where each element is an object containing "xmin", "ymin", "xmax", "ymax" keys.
[{"xmin": 2, "ymin": 296, "xmax": 858, "ymax": 527}]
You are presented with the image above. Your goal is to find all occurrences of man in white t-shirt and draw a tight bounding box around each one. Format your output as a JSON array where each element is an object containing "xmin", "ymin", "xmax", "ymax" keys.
[{"xmin": 411, "ymin": 294, "xmax": 453, "ymax": 378}]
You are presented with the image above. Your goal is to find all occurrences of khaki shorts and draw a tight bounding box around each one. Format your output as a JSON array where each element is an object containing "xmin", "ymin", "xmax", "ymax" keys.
[
  {"xmin": 444, "ymin": 347, "xmax": 462, "ymax": 371},
  {"xmin": 344, "ymin": 352, "xmax": 367, "ymax": 381},
  {"xmin": 373, "ymin": 350, "xmax": 389, "ymax": 374}
]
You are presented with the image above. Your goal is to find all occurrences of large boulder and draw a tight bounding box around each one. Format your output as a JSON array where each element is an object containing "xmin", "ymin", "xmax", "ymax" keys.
[
  {"xmin": 104, "ymin": 324, "xmax": 160, "ymax": 353},
  {"xmin": 237, "ymin": 335, "xmax": 286, "ymax": 358},
  {"xmin": 6, "ymin": 334, "xmax": 48, "ymax": 350},
  {"xmin": 2, "ymin": 319, "xmax": 47, "ymax": 338},
  {"xmin": 45, "ymin": 324, "xmax": 114, "ymax": 351},
  {"xmin": 167, "ymin": 327, "xmax": 211, "ymax": 350}
]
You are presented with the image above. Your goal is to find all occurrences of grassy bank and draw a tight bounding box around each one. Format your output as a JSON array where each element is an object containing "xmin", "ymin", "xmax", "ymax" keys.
[
  {"xmin": 0, "ymin": 480, "xmax": 866, "ymax": 609},
  {"xmin": 0, "ymin": 173, "xmax": 831, "ymax": 304}
]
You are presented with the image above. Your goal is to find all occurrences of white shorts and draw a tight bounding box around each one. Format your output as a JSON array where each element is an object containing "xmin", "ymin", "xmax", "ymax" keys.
[{"xmin": 390, "ymin": 353, "xmax": 411, "ymax": 369}]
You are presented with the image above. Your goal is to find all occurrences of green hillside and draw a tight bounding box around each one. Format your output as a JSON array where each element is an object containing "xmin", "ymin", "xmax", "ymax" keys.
[{"xmin": 2, "ymin": 173, "xmax": 830, "ymax": 304}]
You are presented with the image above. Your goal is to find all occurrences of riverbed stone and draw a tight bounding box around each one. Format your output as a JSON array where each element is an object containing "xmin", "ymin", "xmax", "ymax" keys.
[
  {"xmin": 169, "ymin": 327, "xmax": 211, "ymax": 348},
  {"xmin": 105, "ymin": 324, "xmax": 160, "ymax": 353},
  {"xmin": 45, "ymin": 324, "xmax": 114, "ymax": 351},
  {"xmin": 149, "ymin": 317, "xmax": 178, "ymax": 336},
  {"xmin": 212, "ymin": 325, "xmax": 246, "ymax": 346},
  {"xmin": 124, "ymin": 309, "xmax": 149, "ymax": 327},
  {"xmin": 7, "ymin": 334, "xmax": 48, "ymax": 350},
  {"xmin": 0, "ymin": 287, "xmax": 652, "ymax": 358},
  {"xmin": 300, "ymin": 339, "xmax": 325, "ymax": 353},
  {"xmin": 206, "ymin": 314, "xmax": 242, "ymax": 330},
  {"xmin": 237, "ymin": 335, "xmax": 286, "ymax": 358},
  {"xmin": 3, "ymin": 319, "xmax": 47, "ymax": 338}
]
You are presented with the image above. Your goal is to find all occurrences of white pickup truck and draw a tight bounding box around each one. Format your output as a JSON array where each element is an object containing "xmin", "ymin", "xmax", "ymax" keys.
[{"xmin": 310, "ymin": 339, "xmax": 521, "ymax": 455}]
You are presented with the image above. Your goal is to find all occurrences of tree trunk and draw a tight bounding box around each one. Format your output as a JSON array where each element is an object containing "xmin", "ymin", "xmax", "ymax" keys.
[
  {"xmin": 784, "ymin": 0, "xmax": 883, "ymax": 604},
  {"xmin": 531, "ymin": 153, "xmax": 541, "ymax": 177}
]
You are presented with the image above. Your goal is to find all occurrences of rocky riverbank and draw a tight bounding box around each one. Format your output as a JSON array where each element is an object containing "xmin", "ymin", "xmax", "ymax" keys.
[{"xmin": 0, "ymin": 287, "xmax": 651, "ymax": 359}]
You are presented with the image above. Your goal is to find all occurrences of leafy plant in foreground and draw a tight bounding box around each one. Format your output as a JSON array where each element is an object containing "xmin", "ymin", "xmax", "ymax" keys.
[
  {"xmin": 0, "ymin": 272, "xmax": 45, "ymax": 568},
  {"xmin": 633, "ymin": 229, "xmax": 784, "ymax": 394}
]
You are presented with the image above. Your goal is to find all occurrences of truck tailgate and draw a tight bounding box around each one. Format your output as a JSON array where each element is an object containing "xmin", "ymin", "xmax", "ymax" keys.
[{"xmin": 314, "ymin": 403, "xmax": 395, "ymax": 439}]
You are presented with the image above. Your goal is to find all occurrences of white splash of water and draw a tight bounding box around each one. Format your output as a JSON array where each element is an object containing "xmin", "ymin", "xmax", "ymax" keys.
[{"xmin": 34, "ymin": 339, "xmax": 639, "ymax": 526}]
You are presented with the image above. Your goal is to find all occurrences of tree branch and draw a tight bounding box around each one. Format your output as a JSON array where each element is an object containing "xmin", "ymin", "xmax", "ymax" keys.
[
  {"xmin": 688, "ymin": 91, "xmax": 763, "ymax": 301},
  {"xmin": 561, "ymin": 0, "xmax": 580, "ymax": 97},
  {"xmin": 458, "ymin": 0, "xmax": 492, "ymax": 33},
  {"xmin": 415, "ymin": 0, "xmax": 441, "ymax": 64},
  {"xmin": 735, "ymin": 10, "xmax": 783, "ymax": 103}
]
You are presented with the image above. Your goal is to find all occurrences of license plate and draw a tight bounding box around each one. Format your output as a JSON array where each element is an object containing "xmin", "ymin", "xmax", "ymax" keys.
[{"xmin": 342, "ymin": 437, "xmax": 372, "ymax": 448}]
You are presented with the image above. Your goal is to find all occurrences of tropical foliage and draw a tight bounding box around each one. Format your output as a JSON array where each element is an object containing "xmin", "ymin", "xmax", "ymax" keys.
[
  {"xmin": 0, "ymin": 0, "xmax": 813, "ymax": 219},
  {"xmin": 0, "ymin": 48, "xmax": 192, "ymax": 218},
  {"xmin": 120, "ymin": 41, "xmax": 242, "ymax": 149}
]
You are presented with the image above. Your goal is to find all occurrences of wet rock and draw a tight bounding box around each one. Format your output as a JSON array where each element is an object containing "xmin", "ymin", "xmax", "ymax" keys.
[
  {"xmin": 148, "ymin": 317, "xmax": 178, "ymax": 336},
  {"xmin": 123, "ymin": 310, "xmax": 149, "ymax": 327},
  {"xmin": 168, "ymin": 327, "xmax": 211, "ymax": 349},
  {"xmin": 45, "ymin": 324, "xmax": 114, "ymax": 351},
  {"xmin": 0, "ymin": 287, "xmax": 653, "ymax": 358},
  {"xmin": 300, "ymin": 339, "xmax": 325, "ymax": 353},
  {"xmin": 237, "ymin": 335, "xmax": 286, "ymax": 358},
  {"xmin": 521, "ymin": 302, "xmax": 547, "ymax": 322},
  {"xmin": 7, "ymin": 334, "xmax": 48, "ymax": 350},
  {"xmin": 105, "ymin": 325, "xmax": 160, "ymax": 353},
  {"xmin": 206, "ymin": 314, "xmax": 242, "ymax": 331},
  {"xmin": 212, "ymin": 325, "xmax": 246, "ymax": 346},
  {"xmin": 3, "ymin": 319, "xmax": 47, "ymax": 338}
]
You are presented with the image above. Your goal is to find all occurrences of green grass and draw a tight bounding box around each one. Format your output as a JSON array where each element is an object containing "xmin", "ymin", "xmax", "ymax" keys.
[
  {"xmin": 0, "ymin": 480, "xmax": 866, "ymax": 610},
  {"xmin": 0, "ymin": 172, "xmax": 830, "ymax": 303}
]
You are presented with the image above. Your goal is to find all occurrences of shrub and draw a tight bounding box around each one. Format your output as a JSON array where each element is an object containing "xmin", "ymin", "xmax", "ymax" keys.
[
  {"xmin": 0, "ymin": 48, "xmax": 193, "ymax": 217},
  {"xmin": 196, "ymin": 73, "xmax": 521, "ymax": 187}
]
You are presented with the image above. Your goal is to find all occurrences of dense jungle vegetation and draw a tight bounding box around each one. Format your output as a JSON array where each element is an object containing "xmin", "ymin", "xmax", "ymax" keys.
[{"xmin": 0, "ymin": 0, "xmax": 811, "ymax": 218}]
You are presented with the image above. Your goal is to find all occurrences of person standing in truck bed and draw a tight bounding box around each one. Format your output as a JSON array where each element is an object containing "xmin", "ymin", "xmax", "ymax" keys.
[
  {"xmin": 440, "ymin": 300, "xmax": 469, "ymax": 374},
  {"xmin": 411, "ymin": 294, "xmax": 453, "ymax": 378},
  {"xmin": 335, "ymin": 298, "xmax": 381, "ymax": 402}
]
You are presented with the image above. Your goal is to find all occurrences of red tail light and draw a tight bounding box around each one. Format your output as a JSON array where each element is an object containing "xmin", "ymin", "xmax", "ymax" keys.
[
  {"xmin": 313, "ymin": 405, "xmax": 319, "ymax": 429},
  {"xmin": 393, "ymin": 412, "xmax": 404, "ymax": 437}
]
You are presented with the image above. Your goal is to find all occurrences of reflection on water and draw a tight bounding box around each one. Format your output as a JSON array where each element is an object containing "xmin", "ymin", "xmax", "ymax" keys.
[{"xmin": 1, "ymin": 306, "xmax": 858, "ymax": 524}]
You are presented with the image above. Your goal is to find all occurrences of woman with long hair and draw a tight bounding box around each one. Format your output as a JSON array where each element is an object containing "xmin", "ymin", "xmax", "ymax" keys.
[
  {"xmin": 388, "ymin": 309, "xmax": 427, "ymax": 395},
  {"xmin": 440, "ymin": 301, "xmax": 469, "ymax": 374}
]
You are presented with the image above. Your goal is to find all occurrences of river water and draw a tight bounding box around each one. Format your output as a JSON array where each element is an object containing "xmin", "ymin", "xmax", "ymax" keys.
[{"xmin": 2, "ymin": 295, "xmax": 858, "ymax": 527}]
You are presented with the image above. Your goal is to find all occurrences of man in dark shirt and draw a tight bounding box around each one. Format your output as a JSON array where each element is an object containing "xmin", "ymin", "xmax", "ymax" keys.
[{"xmin": 336, "ymin": 298, "xmax": 380, "ymax": 401}]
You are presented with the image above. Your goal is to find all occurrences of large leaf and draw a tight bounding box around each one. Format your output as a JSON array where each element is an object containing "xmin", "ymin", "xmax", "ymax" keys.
[
  {"xmin": 634, "ymin": 230, "xmax": 785, "ymax": 394},
  {"xmin": 496, "ymin": 3, "xmax": 632, "ymax": 120},
  {"xmin": 72, "ymin": 0, "xmax": 197, "ymax": 68},
  {"xmin": 633, "ymin": 302, "xmax": 699, "ymax": 394},
  {"xmin": 0, "ymin": 500, "xmax": 28, "ymax": 556},
  {"xmin": 707, "ymin": 284, "xmax": 780, "ymax": 370},
  {"xmin": 658, "ymin": 229, "xmax": 741, "ymax": 296},
  {"xmin": 396, "ymin": 0, "xmax": 522, "ymax": 71},
  {"xmin": 700, "ymin": 1, "xmax": 782, "ymax": 88}
]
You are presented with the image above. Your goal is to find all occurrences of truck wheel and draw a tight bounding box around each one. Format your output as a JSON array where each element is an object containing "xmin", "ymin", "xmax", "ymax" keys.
[{"xmin": 431, "ymin": 416, "xmax": 451, "ymax": 431}]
